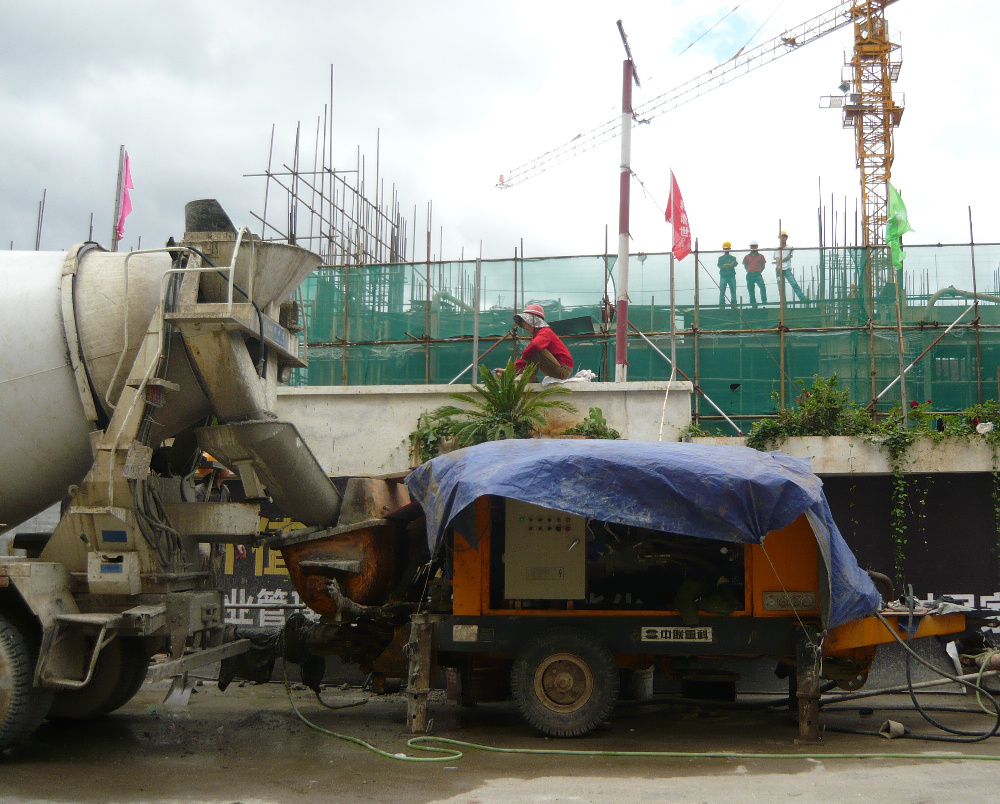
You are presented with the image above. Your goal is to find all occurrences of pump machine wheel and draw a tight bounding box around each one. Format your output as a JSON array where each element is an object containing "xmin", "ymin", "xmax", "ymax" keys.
[{"xmin": 511, "ymin": 628, "xmax": 620, "ymax": 738}]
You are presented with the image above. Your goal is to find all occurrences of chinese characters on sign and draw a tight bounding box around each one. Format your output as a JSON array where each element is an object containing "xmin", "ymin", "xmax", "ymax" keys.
[
  {"xmin": 223, "ymin": 586, "xmax": 306, "ymax": 627},
  {"xmin": 641, "ymin": 627, "xmax": 714, "ymax": 643},
  {"xmin": 220, "ymin": 543, "xmax": 306, "ymax": 626}
]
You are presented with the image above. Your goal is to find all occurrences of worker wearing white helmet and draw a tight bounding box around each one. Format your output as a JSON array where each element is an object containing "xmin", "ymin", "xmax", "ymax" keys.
[
  {"xmin": 718, "ymin": 241, "xmax": 737, "ymax": 306},
  {"xmin": 504, "ymin": 303, "xmax": 574, "ymax": 381},
  {"xmin": 774, "ymin": 230, "xmax": 807, "ymax": 302},
  {"xmin": 743, "ymin": 240, "xmax": 767, "ymax": 308}
]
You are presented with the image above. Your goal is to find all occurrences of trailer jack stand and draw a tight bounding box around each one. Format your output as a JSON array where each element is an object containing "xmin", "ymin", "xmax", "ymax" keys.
[
  {"xmin": 796, "ymin": 669, "xmax": 822, "ymax": 743},
  {"xmin": 795, "ymin": 626, "xmax": 823, "ymax": 744},
  {"xmin": 405, "ymin": 613, "xmax": 435, "ymax": 734}
]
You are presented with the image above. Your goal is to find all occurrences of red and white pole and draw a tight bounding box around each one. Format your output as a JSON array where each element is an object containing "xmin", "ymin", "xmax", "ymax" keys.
[{"xmin": 614, "ymin": 58, "xmax": 634, "ymax": 382}]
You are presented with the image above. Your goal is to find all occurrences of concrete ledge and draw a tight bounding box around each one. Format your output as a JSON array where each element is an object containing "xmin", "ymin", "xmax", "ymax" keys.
[
  {"xmin": 691, "ymin": 435, "xmax": 999, "ymax": 475},
  {"xmin": 277, "ymin": 381, "xmax": 692, "ymax": 476}
]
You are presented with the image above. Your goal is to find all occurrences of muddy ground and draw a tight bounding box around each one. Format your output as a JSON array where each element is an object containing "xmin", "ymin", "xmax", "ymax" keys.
[{"xmin": 3, "ymin": 674, "xmax": 1000, "ymax": 804}]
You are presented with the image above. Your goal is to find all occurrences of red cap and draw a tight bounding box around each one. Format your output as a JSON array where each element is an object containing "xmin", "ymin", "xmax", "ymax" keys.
[{"xmin": 520, "ymin": 303, "xmax": 546, "ymax": 320}]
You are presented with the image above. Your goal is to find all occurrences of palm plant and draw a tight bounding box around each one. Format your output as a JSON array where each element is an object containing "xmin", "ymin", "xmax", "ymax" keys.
[{"xmin": 433, "ymin": 361, "xmax": 576, "ymax": 446}]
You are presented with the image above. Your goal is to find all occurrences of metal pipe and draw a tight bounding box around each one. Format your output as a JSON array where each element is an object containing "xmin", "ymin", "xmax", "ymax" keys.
[
  {"xmin": 778, "ymin": 220, "xmax": 786, "ymax": 408},
  {"xmin": 670, "ymin": 253, "xmax": 677, "ymax": 378},
  {"xmin": 35, "ymin": 189, "xmax": 46, "ymax": 252},
  {"xmin": 425, "ymin": 202, "xmax": 431, "ymax": 384},
  {"xmin": 448, "ymin": 329, "xmax": 515, "ymax": 385},
  {"xmin": 111, "ymin": 146, "xmax": 125, "ymax": 252},
  {"xmin": 867, "ymin": 244, "xmax": 878, "ymax": 416},
  {"xmin": 924, "ymin": 286, "xmax": 1000, "ymax": 311},
  {"xmin": 693, "ymin": 241, "xmax": 700, "ymax": 425},
  {"xmin": 472, "ymin": 247, "xmax": 481, "ymax": 384},
  {"xmin": 614, "ymin": 54, "xmax": 634, "ymax": 383},
  {"xmin": 821, "ymin": 669, "xmax": 1000, "ymax": 705},
  {"xmin": 628, "ymin": 322, "xmax": 742, "ymax": 435},
  {"xmin": 870, "ymin": 303, "xmax": 976, "ymax": 406},
  {"xmin": 341, "ymin": 264, "xmax": 349, "ymax": 385},
  {"xmin": 512, "ymin": 246, "xmax": 519, "ymax": 363},
  {"xmin": 305, "ymin": 320, "xmax": 973, "ymax": 351},
  {"xmin": 970, "ymin": 207, "xmax": 984, "ymax": 404}
]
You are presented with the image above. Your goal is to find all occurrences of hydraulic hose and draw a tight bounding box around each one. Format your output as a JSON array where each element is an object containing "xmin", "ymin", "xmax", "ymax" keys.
[{"xmin": 890, "ymin": 590, "xmax": 1000, "ymax": 742}]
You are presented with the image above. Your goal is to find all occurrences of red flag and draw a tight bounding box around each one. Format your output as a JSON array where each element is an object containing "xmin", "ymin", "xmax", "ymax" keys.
[
  {"xmin": 116, "ymin": 152, "xmax": 133, "ymax": 240},
  {"xmin": 664, "ymin": 170, "xmax": 691, "ymax": 260}
]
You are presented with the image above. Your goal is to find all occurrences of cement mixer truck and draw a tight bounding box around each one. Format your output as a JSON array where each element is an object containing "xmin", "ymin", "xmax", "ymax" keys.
[{"xmin": 0, "ymin": 201, "xmax": 348, "ymax": 750}]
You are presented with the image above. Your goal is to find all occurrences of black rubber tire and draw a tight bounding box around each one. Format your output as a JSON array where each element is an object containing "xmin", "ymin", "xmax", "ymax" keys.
[
  {"xmin": 0, "ymin": 612, "xmax": 53, "ymax": 751},
  {"xmin": 47, "ymin": 637, "xmax": 150, "ymax": 721},
  {"xmin": 511, "ymin": 627, "xmax": 619, "ymax": 738}
]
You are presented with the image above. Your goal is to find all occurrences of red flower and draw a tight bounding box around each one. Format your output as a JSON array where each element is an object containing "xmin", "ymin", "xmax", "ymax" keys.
[
  {"xmin": 926, "ymin": 399, "xmax": 932, "ymax": 405},
  {"xmin": 909, "ymin": 400, "xmax": 919, "ymax": 409}
]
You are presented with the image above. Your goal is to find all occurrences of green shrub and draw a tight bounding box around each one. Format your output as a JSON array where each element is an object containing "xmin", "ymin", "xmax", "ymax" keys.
[
  {"xmin": 563, "ymin": 407, "xmax": 620, "ymax": 439},
  {"xmin": 409, "ymin": 362, "xmax": 576, "ymax": 461}
]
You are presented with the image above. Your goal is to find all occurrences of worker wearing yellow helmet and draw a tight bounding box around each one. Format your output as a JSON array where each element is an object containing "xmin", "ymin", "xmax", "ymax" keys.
[{"xmin": 717, "ymin": 241, "xmax": 737, "ymax": 306}]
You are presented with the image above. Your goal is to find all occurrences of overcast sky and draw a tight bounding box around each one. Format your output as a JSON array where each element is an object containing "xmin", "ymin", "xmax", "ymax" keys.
[{"xmin": 1, "ymin": 1, "xmax": 996, "ymax": 261}]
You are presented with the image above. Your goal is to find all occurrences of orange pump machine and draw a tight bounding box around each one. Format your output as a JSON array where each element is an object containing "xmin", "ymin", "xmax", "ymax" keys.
[
  {"xmin": 402, "ymin": 439, "xmax": 969, "ymax": 738},
  {"xmin": 277, "ymin": 439, "xmax": 973, "ymax": 739}
]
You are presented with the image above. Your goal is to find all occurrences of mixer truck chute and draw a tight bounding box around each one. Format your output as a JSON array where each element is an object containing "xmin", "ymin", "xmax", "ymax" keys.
[{"xmin": 0, "ymin": 201, "xmax": 343, "ymax": 751}]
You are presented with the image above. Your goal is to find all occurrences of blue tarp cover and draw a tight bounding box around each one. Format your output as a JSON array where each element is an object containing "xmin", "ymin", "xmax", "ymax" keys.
[{"xmin": 406, "ymin": 439, "xmax": 880, "ymax": 629}]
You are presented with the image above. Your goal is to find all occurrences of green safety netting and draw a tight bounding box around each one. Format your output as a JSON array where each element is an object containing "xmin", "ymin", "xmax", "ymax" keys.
[{"xmin": 287, "ymin": 243, "xmax": 1000, "ymax": 428}]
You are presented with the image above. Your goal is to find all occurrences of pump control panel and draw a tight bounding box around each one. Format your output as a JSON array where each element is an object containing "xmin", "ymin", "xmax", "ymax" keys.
[{"xmin": 504, "ymin": 500, "xmax": 586, "ymax": 600}]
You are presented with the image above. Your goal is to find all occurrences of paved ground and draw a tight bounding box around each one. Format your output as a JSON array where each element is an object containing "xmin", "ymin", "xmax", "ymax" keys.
[{"xmin": 2, "ymin": 676, "xmax": 1000, "ymax": 804}]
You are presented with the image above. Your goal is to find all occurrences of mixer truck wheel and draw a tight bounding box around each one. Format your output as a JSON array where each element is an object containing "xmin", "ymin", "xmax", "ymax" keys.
[
  {"xmin": 47, "ymin": 637, "xmax": 150, "ymax": 721},
  {"xmin": 0, "ymin": 613, "xmax": 54, "ymax": 751},
  {"xmin": 511, "ymin": 628, "xmax": 619, "ymax": 738}
]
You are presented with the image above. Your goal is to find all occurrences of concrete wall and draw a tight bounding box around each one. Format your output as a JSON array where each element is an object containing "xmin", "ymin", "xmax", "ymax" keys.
[
  {"xmin": 276, "ymin": 381, "xmax": 693, "ymax": 477},
  {"xmin": 690, "ymin": 435, "xmax": 998, "ymax": 475}
]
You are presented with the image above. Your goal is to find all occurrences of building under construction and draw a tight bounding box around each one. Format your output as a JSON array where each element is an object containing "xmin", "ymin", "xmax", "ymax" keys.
[
  {"xmin": 274, "ymin": 240, "xmax": 999, "ymax": 429},
  {"xmin": 245, "ymin": 1, "xmax": 1000, "ymax": 429},
  {"xmin": 249, "ymin": 124, "xmax": 1000, "ymax": 429}
]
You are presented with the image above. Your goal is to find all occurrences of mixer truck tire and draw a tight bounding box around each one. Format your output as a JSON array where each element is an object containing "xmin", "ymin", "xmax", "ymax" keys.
[
  {"xmin": 47, "ymin": 637, "xmax": 150, "ymax": 721},
  {"xmin": 510, "ymin": 628, "xmax": 619, "ymax": 738},
  {"xmin": 0, "ymin": 612, "xmax": 54, "ymax": 751}
]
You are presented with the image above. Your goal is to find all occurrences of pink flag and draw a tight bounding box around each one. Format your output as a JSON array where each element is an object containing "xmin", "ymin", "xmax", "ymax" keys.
[
  {"xmin": 116, "ymin": 153, "xmax": 133, "ymax": 240},
  {"xmin": 664, "ymin": 170, "xmax": 691, "ymax": 261}
]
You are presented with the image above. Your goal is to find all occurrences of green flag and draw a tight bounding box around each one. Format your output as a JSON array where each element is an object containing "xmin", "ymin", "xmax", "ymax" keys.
[{"xmin": 885, "ymin": 183, "xmax": 913, "ymax": 269}]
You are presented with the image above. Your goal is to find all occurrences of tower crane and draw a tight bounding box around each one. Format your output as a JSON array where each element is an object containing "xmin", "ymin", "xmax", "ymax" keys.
[
  {"xmin": 497, "ymin": 0, "xmax": 902, "ymax": 252},
  {"xmin": 820, "ymin": 1, "xmax": 903, "ymax": 250}
]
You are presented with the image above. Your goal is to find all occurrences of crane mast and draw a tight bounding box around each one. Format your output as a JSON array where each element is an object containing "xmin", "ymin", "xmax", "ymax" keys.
[
  {"xmin": 845, "ymin": 0, "xmax": 903, "ymax": 249},
  {"xmin": 819, "ymin": 0, "xmax": 903, "ymax": 300}
]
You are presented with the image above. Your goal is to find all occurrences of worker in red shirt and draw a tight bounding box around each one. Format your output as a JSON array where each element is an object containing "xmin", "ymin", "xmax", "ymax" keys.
[
  {"xmin": 742, "ymin": 240, "xmax": 768, "ymax": 308},
  {"xmin": 506, "ymin": 303, "xmax": 574, "ymax": 381}
]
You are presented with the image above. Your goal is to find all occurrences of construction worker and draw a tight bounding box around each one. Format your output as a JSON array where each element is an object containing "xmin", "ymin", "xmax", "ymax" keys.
[
  {"xmin": 743, "ymin": 240, "xmax": 767, "ymax": 308},
  {"xmin": 718, "ymin": 241, "xmax": 738, "ymax": 306},
  {"xmin": 508, "ymin": 303, "xmax": 574, "ymax": 381},
  {"xmin": 195, "ymin": 461, "xmax": 234, "ymax": 503},
  {"xmin": 774, "ymin": 230, "xmax": 806, "ymax": 302}
]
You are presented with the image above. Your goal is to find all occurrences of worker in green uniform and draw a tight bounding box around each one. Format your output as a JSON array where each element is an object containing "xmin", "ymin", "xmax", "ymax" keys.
[{"xmin": 718, "ymin": 240, "xmax": 737, "ymax": 306}]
